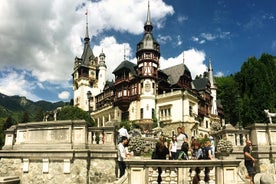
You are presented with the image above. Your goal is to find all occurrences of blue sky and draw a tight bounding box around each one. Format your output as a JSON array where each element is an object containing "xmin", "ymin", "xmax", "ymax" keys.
[{"xmin": 0, "ymin": 0, "xmax": 275, "ymax": 102}]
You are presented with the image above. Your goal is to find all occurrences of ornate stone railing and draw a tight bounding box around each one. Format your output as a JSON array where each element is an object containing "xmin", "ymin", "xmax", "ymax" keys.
[
  {"xmin": 125, "ymin": 159, "xmax": 242, "ymax": 184},
  {"xmin": 87, "ymin": 126, "xmax": 116, "ymax": 148}
]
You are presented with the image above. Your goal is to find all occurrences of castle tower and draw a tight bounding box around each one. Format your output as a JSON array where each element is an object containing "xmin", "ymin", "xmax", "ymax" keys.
[
  {"xmin": 72, "ymin": 13, "xmax": 103, "ymax": 112},
  {"xmin": 98, "ymin": 49, "xmax": 107, "ymax": 92},
  {"xmin": 136, "ymin": 2, "xmax": 160, "ymax": 120},
  {"xmin": 208, "ymin": 57, "xmax": 218, "ymax": 115}
]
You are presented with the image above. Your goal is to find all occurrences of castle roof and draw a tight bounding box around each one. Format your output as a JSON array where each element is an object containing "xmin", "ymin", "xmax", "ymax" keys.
[
  {"xmin": 112, "ymin": 60, "xmax": 137, "ymax": 75},
  {"xmin": 193, "ymin": 77, "xmax": 210, "ymax": 91},
  {"xmin": 162, "ymin": 63, "xmax": 191, "ymax": 85}
]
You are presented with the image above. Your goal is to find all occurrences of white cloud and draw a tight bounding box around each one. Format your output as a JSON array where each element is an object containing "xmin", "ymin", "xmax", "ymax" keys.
[
  {"xmin": 201, "ymin": 33, "xmax": 217, "ymax": 41},
  {"xmin": 93, "ymin": 36, "xmax": 132, "ymax": 81},
  {"xmin": 192, "ymin": 31, "xmax": 231, "ymax": 44},
  {"xmin": 176, "ymin": 35, "xmax": 182, "ymax": 46},
  {"xmin": 160, "ymin": 48, "xmax": 207, "ymax": 79},
  {"xmin": 0, "ymin": 0, "xmax": 173, "ymax": 101},
  {"xmin": 0, "ymin": 69, "xmax": 40, "ymax": 101},
  {"xmin": 192, "ymin": 36, "xmax": 199, "ymax": 42},
  {"xmin": 0, "ymin": 0, "xmax": 173, "ymax": 82},
  {"xmin": 157, "ymin": 34, "xmax": 172, "ymax": 44},
  {"xmin": 199, "ymin": 40, "xmax": 206, "ymax": 44},
  {"xmin": 177, "ymin": 15, "xmax": 188, "ymax": 23},
  {"xmin": 58, "ymin": 91, "xmax": 70, "ymax": 100},
  {"xmin": 215, "ymin": 71, "xmax": 224, "ymax": 77}
]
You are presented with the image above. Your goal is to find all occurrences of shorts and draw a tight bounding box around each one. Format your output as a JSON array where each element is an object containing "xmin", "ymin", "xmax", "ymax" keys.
[{"xmin": 244, "ymin": 160, "xmax": 255, "ymax": 176}]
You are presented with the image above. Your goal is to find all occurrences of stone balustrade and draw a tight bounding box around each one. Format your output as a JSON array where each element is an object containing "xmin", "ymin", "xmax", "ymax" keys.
[{"xmin": 125, "ymin": 159, "xmax": 242, "ymax": 184}]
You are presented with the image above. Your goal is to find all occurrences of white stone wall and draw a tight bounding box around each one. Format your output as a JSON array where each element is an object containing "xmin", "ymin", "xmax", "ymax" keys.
[{"xmin": 0, "ymin": 158, "xmax": 117, "ymax": 184}]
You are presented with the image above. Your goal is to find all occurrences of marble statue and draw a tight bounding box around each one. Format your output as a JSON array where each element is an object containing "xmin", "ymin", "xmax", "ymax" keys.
[{"xmin": 264, "ymin": 109, "xmax": 276, "ymax": 124}]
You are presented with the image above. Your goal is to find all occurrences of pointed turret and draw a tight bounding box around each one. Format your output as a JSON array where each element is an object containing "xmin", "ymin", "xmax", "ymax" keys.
[
  {"xmin": 208, "ymin": 57, "xmax": 218, "ymax": 115},
  {"xmin": 72, "ymin": 10, "xmax": 99, "ymax": 111},
  {"xmin": 98, "ymin": 49, "xmax": 107, "ymax": 92},
  {"xmin": 144, "ymin": 1, "xmax": 153, "ymax": 33},
  {"xmin": 136, "ymin": 1, "xmax": 160, "ymax": 81},
  {"xmin": 81, "ymin": 11, "xmax": 95, "ymax": 65},
  {"xmin": 208, "ymin": 57, "xmax": 215, "ymax": 89}
]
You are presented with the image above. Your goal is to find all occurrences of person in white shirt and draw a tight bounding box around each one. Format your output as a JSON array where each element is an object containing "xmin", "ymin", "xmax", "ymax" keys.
[
  {"xmin": 118, "ymin": 125, "xmax": 129, "ymax": 142},
  {"xmin": 176, "ymin": 127, "xmax": 187, "ymax": 158},
  {"xmin": 117, "ymin": 136, "xmax": 129, "ymax": 178},
  {"xmin": 169, "ymin": 135, "xmax": 177, "ymax": 160}
]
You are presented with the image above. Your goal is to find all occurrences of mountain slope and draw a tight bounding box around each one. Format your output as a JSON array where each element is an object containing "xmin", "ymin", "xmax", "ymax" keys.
[{"xmin": 0, "ymin": 93, "xmax": 67, "ymax": 122}]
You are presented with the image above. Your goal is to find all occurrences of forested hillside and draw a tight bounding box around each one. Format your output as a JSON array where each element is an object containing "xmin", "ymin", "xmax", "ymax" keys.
[
  {"xmin": 0, "ymin": 93, "xmax": 66, "ymax": 122},
  {"xmin": 216, "ymin": 53, "xmax": 276, "ymax": 127},
  {"xmin": 0, "ymin": 93, "xmax": 67, "ymax": 147}
]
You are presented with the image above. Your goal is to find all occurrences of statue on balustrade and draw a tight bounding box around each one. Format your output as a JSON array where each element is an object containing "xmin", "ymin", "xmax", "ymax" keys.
[{"xmin": 264, "ymin": 109, "xmax": 276, "ymax": 124}]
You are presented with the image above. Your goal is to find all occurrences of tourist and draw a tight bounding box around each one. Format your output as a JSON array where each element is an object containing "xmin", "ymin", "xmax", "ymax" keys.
[
  {"xmin": 118, "ymin": 124, "xmax": 129, "ymax": 142},
  {"xmin": 176, "ymin": 127, "xmax": 186, "ymax": 158},
  {"xmin": 169, "ymin": 135, "xmax": 177, "ymax": 160},
  {"xmin": 203, "ymin": 140, "xmax": 213, "ymax": 160},
  {"xmin": 191, "ymin": 137, "xmax": 201, "ymax": 160},
  {"xmin": 181, "ymin": 126, "xmax": 189, "ymax": 139},
  {"xmin": 155, "ymin": 135, "xmax": 169, "ymax": 184},
  {"xmin": 117, "ymin": 136, "xmax": 130, "ymax": 178},
  {"xmin": 179, "ymin": 137, "xmax": 189, "ymax": 160},
  {"xmin": 202, "ymin": 140, "xmax": 213, "ymax": 183},
  {"xmin": 244, "ymin": 140, "xmax": 256, "ymax": 184},
  {"xmin": 209, "ymin": 133, "xmax": 215, "ymax": 157}
]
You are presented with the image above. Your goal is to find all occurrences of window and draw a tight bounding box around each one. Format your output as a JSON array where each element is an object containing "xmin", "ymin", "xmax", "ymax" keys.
[
  {"xmin": 159, "ymin": 105, "xmax": 172, "ymax": 121},
  {"xmin": 140, "ymin": 108, "xmax": 143, "ymax": 119},
  {"xmin": 189, "ymin": 106, "xmax": 192, "ymax": 116}
]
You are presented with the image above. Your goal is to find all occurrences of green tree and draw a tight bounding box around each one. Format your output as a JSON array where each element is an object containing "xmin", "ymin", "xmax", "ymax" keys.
[
  {"xmin": 215, "ymin": 75, "xmax": 239, "ymax": 125},
  {"xmin": 235, "ymin": 54, "xmax": 276, "ymax": 125},
  {"xmin": 3, "ymin": 116, "xmax": 16, "ymax": 131},
  {"xmin": 20, "ymin": 111, "xmax": 30, "ymax": 123},
  {"xmin": 217, "ymin": 53, "xmax": 276, "ymax": 127},
  {"xmin": 57, "ymin": 106, "xmax": 95, "ymax": 126},
  {"xmin": 34, "ymin": 107, "xmax": 44, "ymax": 122}
]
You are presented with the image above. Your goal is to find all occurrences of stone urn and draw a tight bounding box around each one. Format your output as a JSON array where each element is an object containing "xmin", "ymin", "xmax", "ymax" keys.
[{"xmin": 216, "ymin": 138, "xmax": 233, "ymax": 159}]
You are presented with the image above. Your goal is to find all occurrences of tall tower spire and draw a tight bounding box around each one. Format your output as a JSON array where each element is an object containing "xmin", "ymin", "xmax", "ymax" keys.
[
  {"xmin": 208, "ymin": 57, "xmax": 218, "ymax": 115},
  {"xmin": 183, "ymin": 52, "xmax": 185, "ymax": 64},
  {"xmin": 84, "ymin": 9, "xmax": 89, "ymax": 43},
  {"xmin": 124, "ymin": 44, "xmax": 126, "ymax": 60},
  {"xmin": 144, "ymin": 1, "xmax": 153, "ymax": 33},
  {"xmin": 208, "ymin": 57, "xmax": 215, "ymax": 88},
  {"xmin": 72, "ymin": 8, "xmax": 98, "ymax": 112}
]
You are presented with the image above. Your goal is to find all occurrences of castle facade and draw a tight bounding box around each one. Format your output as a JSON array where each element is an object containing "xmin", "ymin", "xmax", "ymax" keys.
[{"xmin": 72, "ymin": 4, "xmax": 224, "ymax": 136}]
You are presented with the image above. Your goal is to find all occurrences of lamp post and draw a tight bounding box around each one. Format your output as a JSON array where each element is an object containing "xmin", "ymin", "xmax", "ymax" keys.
[
  {"xmin": 237, "ymin": 94, "xmax": 242, "ymax": 129},
  {"xmin": 86, "ymin": 91, "xmax": 92, "ymax": 113}
]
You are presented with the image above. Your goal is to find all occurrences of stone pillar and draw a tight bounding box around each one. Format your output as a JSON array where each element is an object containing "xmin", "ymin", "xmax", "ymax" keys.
[
  {"xmin": 236, "ymin": 134, "xmax": 240, "ymax": 146},
  {"xmin": 2, "ymin": 126, "xmax": 16, "ymax": 150}
]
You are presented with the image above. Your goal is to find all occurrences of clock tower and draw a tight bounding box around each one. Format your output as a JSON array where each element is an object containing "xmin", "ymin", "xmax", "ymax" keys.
[
  {"xmin": 72, "ymin": 14, "xmax": 106, "ymax": 112},
  {"xmin": 136, "ymin": 2, "xmax": 160, "ymax": 120}
]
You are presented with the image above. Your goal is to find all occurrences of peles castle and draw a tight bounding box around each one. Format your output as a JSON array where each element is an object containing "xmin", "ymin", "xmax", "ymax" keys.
[
  {"xmin": 1, "ymin": 3, "xmax": 275, "ymax": 184},
  {"xmin": 72, "ymin": 4, "xmax": 224, "ymax": 136}
]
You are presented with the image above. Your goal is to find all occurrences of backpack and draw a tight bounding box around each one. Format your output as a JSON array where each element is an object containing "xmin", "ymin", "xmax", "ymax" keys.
[
  {"xmin": 202, "ymin": 147, "xmax": 211, "ymax": 160},
  {"xmin": 181, "ymin": 142, "xmax": 189, "ymax": 153}
]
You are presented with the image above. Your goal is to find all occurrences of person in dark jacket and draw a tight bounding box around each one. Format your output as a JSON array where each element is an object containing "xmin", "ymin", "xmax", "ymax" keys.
[{"xmin": 155, "ymin": 135, "xmax": 169, "ymax": 184}]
